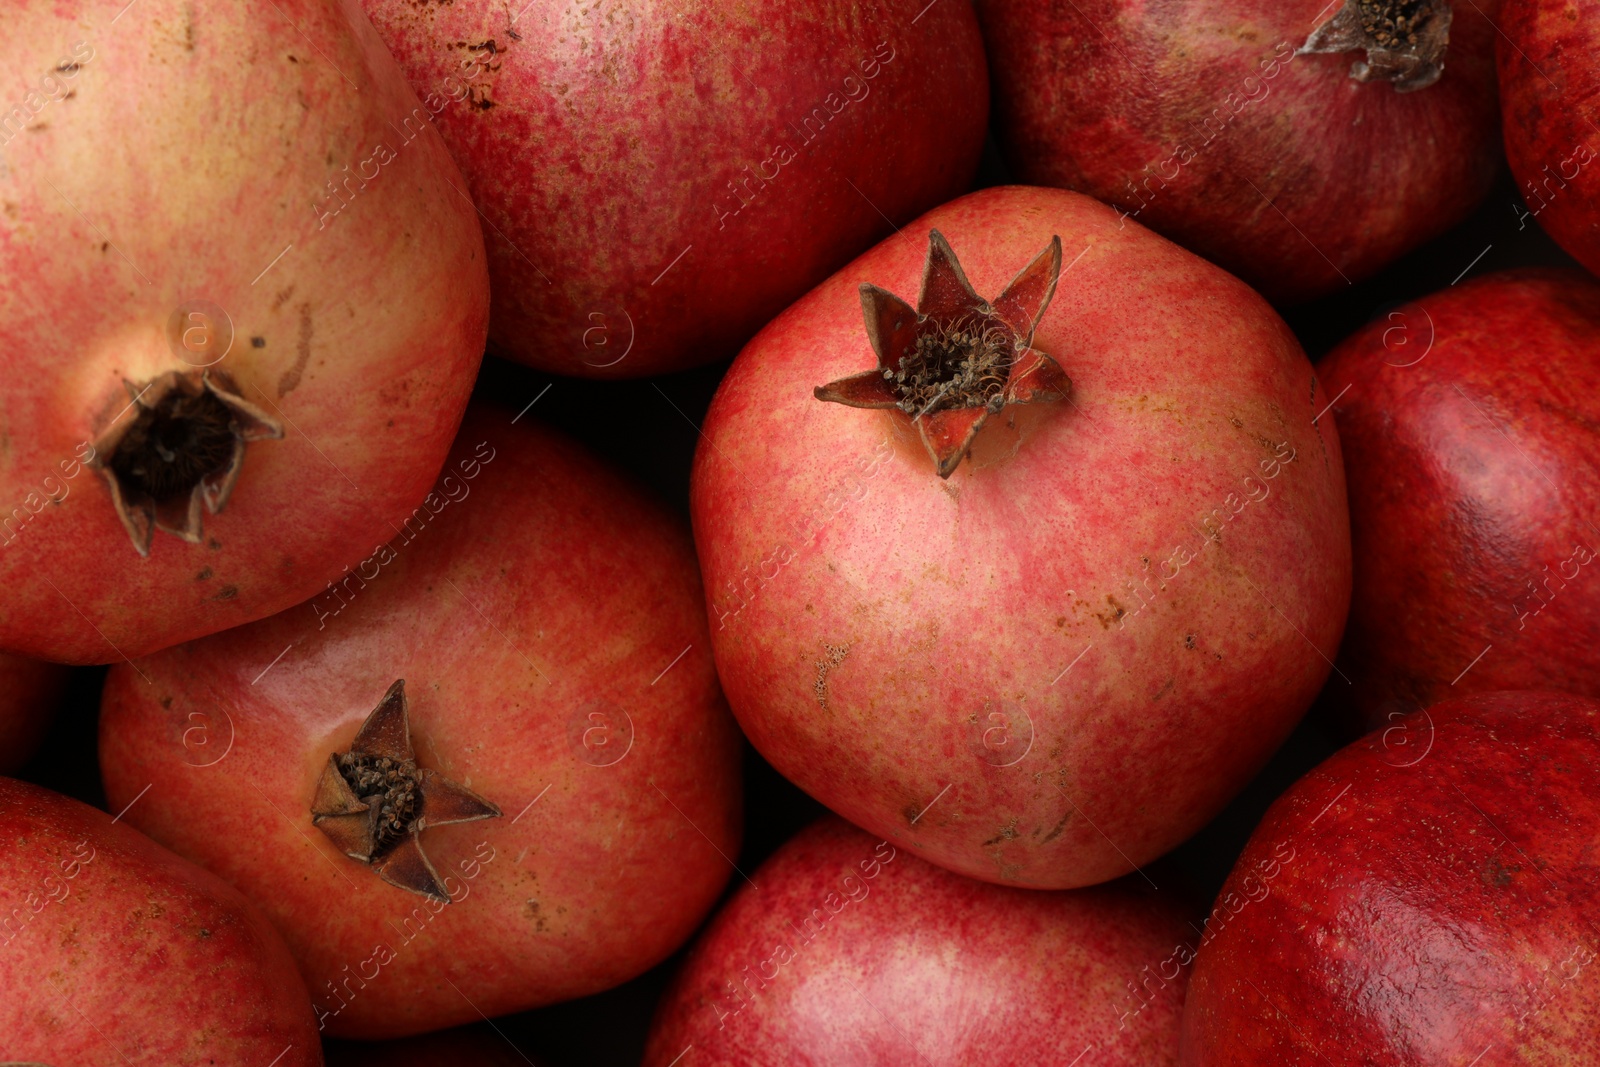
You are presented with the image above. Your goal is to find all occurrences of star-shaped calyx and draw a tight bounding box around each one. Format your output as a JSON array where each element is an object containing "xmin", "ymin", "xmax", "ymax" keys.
[
  {"xmin": 814, "ymin": 229, "xmax": 1070, "ymax": 478},
  {"xmin": 311, "ymin": 680, "xmax": 501, "ymax": 902},
  {"xmin": 88, "ymin": 369, "xmax": 283, "ymax": 557},
  {"xmin": 1300, "ymin": 0, "xmax": 1452, "ymax": 92}
]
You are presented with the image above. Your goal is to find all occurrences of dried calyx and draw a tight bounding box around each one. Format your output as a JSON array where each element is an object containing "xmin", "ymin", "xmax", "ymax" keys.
[
  {"xmin": 89, "ymin": 370, "xmax": 283, "ymax": 556},
  {"xmin": 1300, "ymin": 0, "xmax": 1452, "ymax": 92},
  {"xmin": 311, "ymin": 680, "xmax": 501, "ymax": 902},
  {"xmin": 815, "ymin": 229, "xmax": 1070, "ymax": 477}
]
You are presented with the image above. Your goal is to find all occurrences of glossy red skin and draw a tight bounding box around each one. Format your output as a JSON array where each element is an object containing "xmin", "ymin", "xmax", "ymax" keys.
[
  {"xmin": 326, "ymin": 1026, "xmax": 540, "ymax": 1066},
  {"xmin": 692, "ymin": 185, "xmax": 1351, "ymax": 889},
  {"xmin": 644, "ymin": 817, "xmax": 1193, "ymax": 1065},
  {"xmin": 0, "ymin": 777, "xmax": 321, "ymax": 1065},
  {"xmin": 978, "ymin": 0, "xmax": 1502, "ymax": 305},
  {"xmin": 98, "ymin": 406, "xmax": 743, "ymax": 1038},
  {"xmin": 1181, "ymin": 690, "xmax": 1600, "ymax": 1064},
  {"xmin": 0, "ymin": 651, "xmax": 68, "ymax": 772},
  {"xmin": 360, "ymin": 0, "xmax": 987, "ymax": 379},
  {"xmin": 1499, "ymin": 0, "xmax": 1600, "ymax": 276},
  {"xmin": 0, "ymin": 0, "xmax": 488, "ymax": 664},
  {"xmin": 1317, "ymin": 271, "xmax": 1600, "ymax": 733}
]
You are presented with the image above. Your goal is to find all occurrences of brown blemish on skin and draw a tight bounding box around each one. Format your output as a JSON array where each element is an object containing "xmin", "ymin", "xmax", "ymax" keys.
[
  {"xmin": 211, "ymin": 585, "xmax": 237, "ymax": 601},
  {"xmin": 523, "ymin": 899, "xmax": 547, "ymax": 931},
  {"xmin": 278, "ymin": 304, "xmax": 313, "ymax": 397},
  {"xmin": 1040, "ymin": 809, "xmax": 1072, "ymax": 843},
  {"xmin": 813, "ymin": 643, "xmax": 850, "ymax": 708},
  {"xmin": 1094, "ymin": 596, "xmax": 1128, "ymax": 629},
  {"xmin": 1185, "ymin": 633, "xmax": 1196, "ymax": 649},
  {"xmin": 272, "ymin": 285, "xmax": 296, "ymax": 312},
  {"xmin": 195, "ymin": 567, "xmax": 212, "ymax": 581},
  {"xmin": 981, "ymin": 821, "xmax": 1019, "ymax": 847}
]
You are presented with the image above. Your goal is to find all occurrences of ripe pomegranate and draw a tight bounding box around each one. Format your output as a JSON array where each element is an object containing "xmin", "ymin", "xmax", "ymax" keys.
[
  {"xmin": 1499, "ymin": 0, "xmax": 1600, "ymax": 276},
  {"xmin": 0, "ymin": 776, "xmax": 321, "ymax": 1065},
  {"xmin": 359, "ymin": 0, "xmax": 988, "ymax": 378},
  {"xmin": 0, "ymin": 0, "xmax": 489, "ymax": 664},
  {"xmin": 1317, "ymin": 271, "xmax": 1600, "ymax": 733},
  {"xmin": 643, "ymin": 817, "xmax": 1194, "ymax": 1066},
  {"xmin": 691, "ymin": 184, "xmax": 1351, "ymax": 889},
  {"xmin": 0, "ymin": 651, "xmax": 68, "ymax": 772},
  {"xmin": 978, "ymin": 0, "xmax": 1502, "ymax": 304},
  {"xmin": 98, "ymin": 404, "xmax": 742, "ymax": 1038},
  {"xmin": 1181, "ymin": 690, "xmax": 1600, "ymax": 1064}
]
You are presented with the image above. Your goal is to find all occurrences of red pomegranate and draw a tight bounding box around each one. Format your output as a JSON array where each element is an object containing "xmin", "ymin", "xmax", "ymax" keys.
[
  {"xmin": 1317, "ymin": 270, "xmax": 1600, "ymax": 733},
  {"xmin": 977, "ymin": 0, "xmax": 1503, "ymax": 304},
  {"xmin": 98, "ymin": 404, "xmax": 742, "ymax": 1038},
  {"xmin": 643, "ymin": 816, "xmax": 1194, "ymax": 1066},
  {"xmin": 0, "ymin": 0, "xmax": 488, "ymax": 664},
  {"xmin": 1181, "ymin": 690, "xmax": 1600, "ymax": 1064},
  {"xmin": 359, "ymin": 0, "xmax": 988, "ymax": 378},
  {"xmin": 1499, "ymin": 0, "xmax": 1600, "ymax": 276},
  {"xmin": 691, "ymin": 184, "xmax": 1351, "ymax": 889},
  {"xmin": 0, "ymin": 651, "xmax": 68, "ymax": 772},
  {"xmin": 0, "ymin": 776, "xmax": 322, "ymax": 1065}
]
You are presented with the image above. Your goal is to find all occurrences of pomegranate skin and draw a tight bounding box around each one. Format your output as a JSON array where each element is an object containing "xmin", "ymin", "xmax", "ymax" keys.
[
  {"xmin": 977, "ymin": 0, "xmax": 1502, "ymax": 305},
  {"xmin": 0, "ymin": 651, "xmax": 68, "ymax": 772},
  {"xmin": 359, "ymin": 0, "xmax": 988, "ymax": 379},
  {"xmin": 1499, "ymin": 0, "xmax": 1600, "ymax": 276},
  {"xmin": 643, "ymin": 817, "xmax": 1192, "ymax": 1066},
  {"xmin": 691, "ymin": 185, "xmax": 1351, "ymax": 889},
  {"xmin": 0, "ymin": 777, "xmax": 322, "ymax": 1066},
  {"xmin": 0, "ymin": 0, "xmax": 488, "ymax": 664},
  {"xmin": 1180, "ymin": 690, "xmax": 1600, "ymax": 1065},
  {"xmin": 1317, "ymin": 271, "xmax": 1600, "ymax": 733},
  {"xmin": 99, "ymin": 405, "xmax": 742, "ymax": 1038}
]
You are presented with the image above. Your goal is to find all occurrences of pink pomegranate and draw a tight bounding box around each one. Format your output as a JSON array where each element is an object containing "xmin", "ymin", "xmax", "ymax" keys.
[
  {"xmin": 0, "ymin": 0, "xmax": 488, "ymax": 664},
  {"xmin": 691, "ymin": 185, "xmax": 1351, "ymax": 889},
  {"xmin": 359, "ymin": 0, "xmax": 988, "ymax": 378},
  {"xmin": 1500, "ymin": 0, "xmax": 1600, "ymax": 276},
  {"xmin": 978, "ymin": 0, "xmax": 1503, "ymax": 304},
  {"xmin": 0, "ymin": 776, "xmax": 322, "ymax": 1065},
  {"xmin": 644, "ymin": 816, "xmax": 1194, "ymax": 1065},
  {"xmin": 1181, "ymin": 690, "xmax": 1600, "ymax": 1064},
  {"xmin": 1317, "ymin": 270, "xmax": 1600, "ymax": 732},
  {"xmin": 99, "ymin": 404, "xmax": 742, "ymax": 1038},
  {"xmin": 0, "ymin": 651, "xmax": 68, "ymax": 772}
]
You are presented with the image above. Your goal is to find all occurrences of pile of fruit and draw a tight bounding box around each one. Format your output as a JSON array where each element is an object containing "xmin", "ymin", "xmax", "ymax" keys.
[{"xmin": 2, "ymin": 0, "xmax": 1597, "ymax": 1063}]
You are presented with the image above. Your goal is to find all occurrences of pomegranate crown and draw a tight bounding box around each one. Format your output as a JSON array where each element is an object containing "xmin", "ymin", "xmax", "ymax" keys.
[{"xmin": 814, "ymin": 229, "xmax": 1070, "ymax": 477}]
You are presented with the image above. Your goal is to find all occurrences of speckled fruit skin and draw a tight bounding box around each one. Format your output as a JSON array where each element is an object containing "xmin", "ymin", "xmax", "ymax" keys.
[
  {"xmin": 358, "ymin": 0, "xmax": 987, "ymax": 379},
  {"xmin": 98, "ymin": 405, "xmax": 742, "ymax": 1038},
  {"xmin": 1317, "ymin": 271, "xmax": 1600, "ymax": 734},
  {"xmin": 0, "ymin": 0, "xmax": 488, "ymax": 664},
  {"xmin": 977, "ymin": 0, "xmax": 1502, "ymax": 305},
  {"xmin": 1500, "ymin": 0, "xmax": 1600, "ymax": 277},
  {"xmin": 643, "ymin": 817, "xmax": 1193, "ymax": 1066},
  {"xmin": 0, "ymin": 777, "xmax": 321, "ymax": 1066},
  {"xmin": 1181, "ymin": 690, "xmax": 1600, "ymax": 1065},
  {"xmin": 691, "ymin": 185, "xmax": 1351, "ymax": 889},
  {"xmin": 0, "ymin": 651, "xmax": 67, "ymax": 772}
]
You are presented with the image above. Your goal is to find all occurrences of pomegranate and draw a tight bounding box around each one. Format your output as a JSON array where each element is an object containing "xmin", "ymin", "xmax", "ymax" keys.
[
  {"xmin": 1317, "ymin": 270, "xmax": 1600, "ymax": 733},
  {"xmin": 1180, "ymin": 690, "xmax": 1600, "ymax": 1064},
  {"xmin": 977, "ymin": 0, "xmax": 1503, "ymax": 304},
  {"xmin": 0, "ymin": 776, "xmax": 322, "ymax": 1065},
  {"xmin": 1499, "ymin": 0, "xmax": 1600, "ymax": 276},
  {"xmin": 0, "ymin": 650, "xmax": 68, "ymax": 772},
  {"xmin": 359, "ymin": 0, "xmax": 988, "ymax": 378},
  {"xmin": 0, "ymin": 0, "xmax": 489, "ymax": 664},
  {"xmin": 98, "ymin": 403, "xmax": 742, "ymax": 1038},
  {"xmin": 691, "ymin": 184, "xmax": 1351, "ymax": 889},
  {"xmin": 643, "ymin": 816, "xmax": 1194, "ymax": 1065}
]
